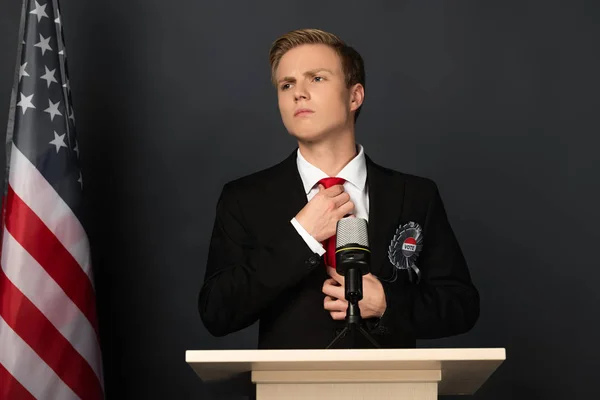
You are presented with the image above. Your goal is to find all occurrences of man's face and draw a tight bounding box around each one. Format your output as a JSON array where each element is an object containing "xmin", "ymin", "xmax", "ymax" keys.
[{"xmin": 275, "ymin": 44, "xmax": 361, "ymax": 143}]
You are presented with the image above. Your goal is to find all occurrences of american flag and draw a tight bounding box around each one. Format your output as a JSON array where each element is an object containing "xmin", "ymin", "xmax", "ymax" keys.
[{"xmin": 0, "ymin": 1, "xmax": 104, "ymax": 399}]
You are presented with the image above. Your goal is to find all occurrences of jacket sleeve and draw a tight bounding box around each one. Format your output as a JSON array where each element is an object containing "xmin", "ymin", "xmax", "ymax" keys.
[
  {"xmin": 374, "ymin": 182, "xmax": 480, "ymax": 339},
  {"xmin": 198, "ymin": 183, "xmax": 321, "ymax": 337}
]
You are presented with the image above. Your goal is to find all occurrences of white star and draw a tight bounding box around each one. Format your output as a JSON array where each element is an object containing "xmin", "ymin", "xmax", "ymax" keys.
[
  {"xmin": 49, "ymin": 131, "xmax": 67, "ymax": 153},
  {"xmin": 59, "ymin": 49, "xmax": 65, "ymax": 57},
  {"xmin": 19, "ymin": 62, "xmax": 30, "ymax": 82},
  {"xmin": 40, "ymin": 66, "xmax": 58, "ymax": 88},
  {"xmin": 73, "ymin": 140, "xmax": 80, "ymax": 158},
  {"xmin": 29, "ymin": 1, "xmax": 48, "ymax": 22},
  {"xmin": 55, "ymin": 9, "xmax": 61, "ymax": 26},
  {"xmin": 77, "ymin": 171, "xmax": 83, "ymax": 189},
  {"xmin": 16, "ymin": 93, "xmax": 35, "ymax": 115},
  {"xmin": 68, "ymin": 108, "xmax": 75, "ymax": 124},
  {"xmin": 34, "ymin": 34, "xmax": 52, "ymax": 55},
  {"xmin": 63, "ymin": 77, "xmax": 70, "ymax": 92},
  {"xmin": 44, "ymin": 99, "xmax": 62, "ymax": 121}
]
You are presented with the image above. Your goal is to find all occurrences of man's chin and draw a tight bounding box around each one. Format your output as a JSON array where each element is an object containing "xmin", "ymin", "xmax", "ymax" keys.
[{"xmin": 288, "ymin": 130, "xmax": 326, "ymax": 143}]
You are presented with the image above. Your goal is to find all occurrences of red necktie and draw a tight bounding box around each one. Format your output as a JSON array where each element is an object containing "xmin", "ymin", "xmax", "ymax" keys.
[{"xmin": 318, "ymin": 177, "xmax": 346, "ymax": 268}]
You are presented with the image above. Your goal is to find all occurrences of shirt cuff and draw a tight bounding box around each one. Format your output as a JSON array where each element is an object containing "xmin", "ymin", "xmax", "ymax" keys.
[{"xmin": 290, "ymin": 218, "xmax": 326, "ymax": 256}]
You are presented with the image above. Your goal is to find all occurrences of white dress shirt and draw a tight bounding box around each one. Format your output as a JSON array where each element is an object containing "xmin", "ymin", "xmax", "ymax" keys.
[{"xmin": 290, "ymin": 144, "xmax": 370, "ymax": 255}]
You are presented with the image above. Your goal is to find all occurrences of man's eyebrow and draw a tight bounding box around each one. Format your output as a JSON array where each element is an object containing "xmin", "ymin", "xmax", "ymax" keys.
[
  {"xmin": 277, "ymin": 68, "xmax": 334, "ymax": 84},
  {"xmin": 305, "ymin": 68, "xmax": 334, "ymax": 76}
]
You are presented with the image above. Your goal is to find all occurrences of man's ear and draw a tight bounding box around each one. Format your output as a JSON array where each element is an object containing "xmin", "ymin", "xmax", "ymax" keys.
[{"xmin": 349, "ymin": 83, "xmax": 365, "ymax": 112}]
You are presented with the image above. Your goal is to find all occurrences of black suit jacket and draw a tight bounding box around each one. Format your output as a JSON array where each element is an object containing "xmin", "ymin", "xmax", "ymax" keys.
[{"xmin": 198, "ymin": 150, "xmax": 479, "ymax": 349}]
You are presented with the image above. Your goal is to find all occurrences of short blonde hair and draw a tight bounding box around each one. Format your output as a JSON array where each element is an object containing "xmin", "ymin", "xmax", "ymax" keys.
[{"xmin": 269, "ymin": 28, "xmax": 366, "ymax": 121}]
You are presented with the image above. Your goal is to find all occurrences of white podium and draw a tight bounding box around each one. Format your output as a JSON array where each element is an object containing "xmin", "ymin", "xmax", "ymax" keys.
[{"xmin": 186, "ymin": 348, "xmax": 505, "ymax": 399}]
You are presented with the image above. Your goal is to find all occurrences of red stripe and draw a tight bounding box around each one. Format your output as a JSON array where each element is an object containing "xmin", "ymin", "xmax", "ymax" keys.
[
  {"xmin": 0, "ymin": 267, "xmax": 103, "ymax": 400},
  {"xmin": 0, "ymin": 363, "xmax": 35, "ymax": 400},
  {"xmin": 0, "ymin": 194, "xmax": 7, "ymax": 260},
  {"xmin": 3, "ymin": 185, "xmax": 99, "ymax": 337}
]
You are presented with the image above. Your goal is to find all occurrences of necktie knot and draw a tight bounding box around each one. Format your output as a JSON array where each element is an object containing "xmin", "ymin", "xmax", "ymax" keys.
[{"xmin": 318, "ymin": 177, "xmax": 346, "ymax": 189}]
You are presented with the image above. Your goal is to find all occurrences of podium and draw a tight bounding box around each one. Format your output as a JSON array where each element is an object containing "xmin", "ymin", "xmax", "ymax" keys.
[{"xmin": 186, "ymin": 348, "xmax": 505, "ymax": 399}]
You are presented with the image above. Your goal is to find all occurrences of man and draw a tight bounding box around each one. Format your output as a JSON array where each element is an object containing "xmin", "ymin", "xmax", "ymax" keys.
[{"xmin": 198, "ymin": 29, "xmax": 479, "ymax": 349}]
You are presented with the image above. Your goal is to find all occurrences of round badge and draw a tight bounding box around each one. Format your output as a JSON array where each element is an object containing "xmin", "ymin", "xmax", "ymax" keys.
[{"xmin": 401, "ymin": 237, "xmax": 417, "ymax": 257}]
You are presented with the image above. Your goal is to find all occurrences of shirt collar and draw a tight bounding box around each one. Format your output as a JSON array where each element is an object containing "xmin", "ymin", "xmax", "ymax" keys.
[{"xmin": 296, "ymin": 144, "xmax": 367, "ymax": 194}]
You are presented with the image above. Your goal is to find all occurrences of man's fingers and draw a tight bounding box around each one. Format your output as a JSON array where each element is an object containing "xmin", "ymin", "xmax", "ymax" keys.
[
  {"xmin": 326, "ymin": 267, "xmax": 344, "ymax": 285},
  {"xmin": 322, "ymin": 280, "xmax": 344, "ymax": 299},
  {"xmin": 324, "ymin": 297, "xmax": 347, "ymax": 312},
  {"xmin": 322, "ymin": 284, "xmax": 344, "ymax": 300},
  {"xmin": 332, "ymin": 191, "xmax": 351, "ymax": 207},
  {"xmin": 330, "ymin": 311, "xmax": 346, "ymax": 320},
  {"xmin": 323, "ymin": 277, "xmax": 339, "ymax": 286},
  {"xmin": 323, "ymin": 184, "xmax": 344, "ymax": 197},
  {"xmin": 337, "ymin": 201, "xmax": 355, "ymax": 218}
]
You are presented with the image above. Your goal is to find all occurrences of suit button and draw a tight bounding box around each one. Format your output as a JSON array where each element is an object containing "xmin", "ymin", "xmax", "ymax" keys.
[{"xmin": 306, "ymin": 255, "xmax": 319, "ymax": 267}]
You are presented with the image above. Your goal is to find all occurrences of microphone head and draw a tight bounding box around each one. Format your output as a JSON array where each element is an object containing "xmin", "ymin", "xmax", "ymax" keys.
[{"xmin": 336, "ymin": 217, "xmax": 369, "ymax": 249}]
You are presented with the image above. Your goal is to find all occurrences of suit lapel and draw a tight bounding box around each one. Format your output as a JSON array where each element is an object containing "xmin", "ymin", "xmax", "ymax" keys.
[
  {"xmin": 366, "ymin": 155, "xmax": 406, "ymax": 278},
  {"xmin": 270, "ymin": 149, "xmax": 309, "ymax": 228}
]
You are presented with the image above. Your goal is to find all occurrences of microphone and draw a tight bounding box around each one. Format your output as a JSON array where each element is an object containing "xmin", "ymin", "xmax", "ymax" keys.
[
  {"xmin": 326, "ymin": 217, "xmax": 380, "ymax": 349},
  {"xmin": 335, "ymin": 217, "xmax": 371, "ymax": 303}
]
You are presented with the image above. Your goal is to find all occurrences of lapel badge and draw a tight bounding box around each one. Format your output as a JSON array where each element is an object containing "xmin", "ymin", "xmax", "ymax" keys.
[{"xmin": 387, "ymin": 221, "xmax": 423, "ymax": 283}]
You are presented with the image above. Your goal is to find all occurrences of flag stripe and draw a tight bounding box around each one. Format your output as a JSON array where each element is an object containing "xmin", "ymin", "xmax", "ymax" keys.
[
  {"xmin": 2, "ymin": 227, "xmax": 103, "ymax": 382},
  {"xmin": 0, "ymin": 315, "xmax": 79, "ymax": 400},
  {"xmin": 0, "ymin": 363, "xmax": 35, "ymax": 400},
  {"xmin": 0, "ymin": 268, "xmax": 102, "ymax": 400},
  {"xmin": 4, "ymin": 184, "xmax": 99, "ymax": 336},
  {"xmin": 8, "ymin": 143, "xmax": 91, "ymax": 279}
]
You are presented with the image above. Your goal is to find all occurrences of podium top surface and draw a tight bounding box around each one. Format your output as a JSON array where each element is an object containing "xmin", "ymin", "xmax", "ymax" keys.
[
  {"xmin": 186, "ymin": 348, "xmax": 505, "ymax": 363},
  {"xmin": 186, "ymin": 348, "xmax": 505, "ymax": 395}
]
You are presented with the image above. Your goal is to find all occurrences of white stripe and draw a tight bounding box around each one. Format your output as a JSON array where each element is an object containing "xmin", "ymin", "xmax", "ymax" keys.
[
  {"xmin": 0, "ymin": 315, "xmax": 79, "ymax": 400},
  {"xmin": 1, "ymin": 228, "xmax": 104, "ymax": 384},
  {"xmin": 8, "ymin": 142, "xmax": 92, "ymax": 282}
]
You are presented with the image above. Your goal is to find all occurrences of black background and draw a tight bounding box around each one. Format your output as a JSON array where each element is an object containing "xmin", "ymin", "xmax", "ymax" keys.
[{"xmin": 1, "ymin": 1, "xmax": 599, "ymax": 399}]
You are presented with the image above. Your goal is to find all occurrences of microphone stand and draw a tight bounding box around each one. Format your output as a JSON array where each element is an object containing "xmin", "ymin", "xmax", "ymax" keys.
[{"xmin": 326, "ymin": 265, "xmax": 381, "ymax": 349}]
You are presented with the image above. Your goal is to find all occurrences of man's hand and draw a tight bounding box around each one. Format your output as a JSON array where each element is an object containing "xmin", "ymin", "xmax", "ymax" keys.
[
  {"xmin": 322, "ymin": 266, "xmax": 387, "ymax": 320},
  {"xmin": 295, "ymin": 184, "xmax": 354, "ymax": 243}
]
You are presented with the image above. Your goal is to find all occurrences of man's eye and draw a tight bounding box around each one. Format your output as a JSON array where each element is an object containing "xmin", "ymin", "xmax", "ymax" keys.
[
  {"xmin": 314, "ymin": 76, "xmax": 324, "ymax": 82},
  {"xmin": 281, "ymin": 83, "xmax": 291, "ymax": 90}
]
